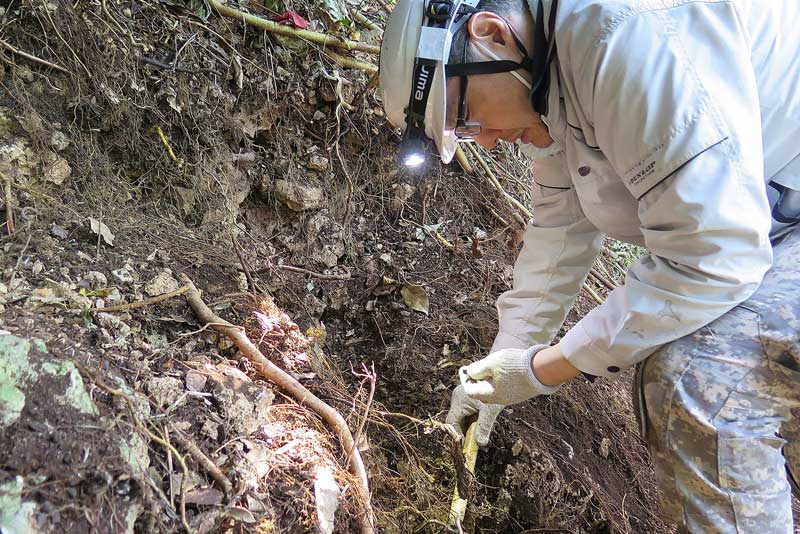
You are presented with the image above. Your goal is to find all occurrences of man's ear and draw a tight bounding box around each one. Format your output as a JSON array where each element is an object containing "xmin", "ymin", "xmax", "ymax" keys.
[{"xmin": 467, "ymin": 11, "xmax": 513, "ymax": 50}]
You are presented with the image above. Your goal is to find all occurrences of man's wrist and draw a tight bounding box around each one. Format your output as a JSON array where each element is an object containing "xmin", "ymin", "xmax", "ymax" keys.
[{"xmin": 530, "ymin": 343, "xmax": 581, "ymax": 387}]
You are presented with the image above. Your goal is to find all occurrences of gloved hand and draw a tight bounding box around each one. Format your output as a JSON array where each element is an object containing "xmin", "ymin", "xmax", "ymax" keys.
[
  {"xmin": 459, "ymin": 345, "xmax": 560, "ymax": 406},
  {"xmin": 445, "ymin": 384, "xmax": 503, "ymax": 447}
]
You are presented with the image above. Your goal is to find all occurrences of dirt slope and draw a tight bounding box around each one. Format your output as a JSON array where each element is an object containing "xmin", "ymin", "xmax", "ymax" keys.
[{"xmin": 0, "ymin": 0, "xmax": 752, "ymax": 532}]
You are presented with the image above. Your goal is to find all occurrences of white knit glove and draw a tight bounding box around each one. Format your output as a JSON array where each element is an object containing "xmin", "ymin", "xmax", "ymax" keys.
[
  {"xmin": 459, "ymin": 345, "xmax": 559, "ymax": 406},
  {"xmin": 445, "ymin": 384, "xmax": 503, "ymax": 447}
]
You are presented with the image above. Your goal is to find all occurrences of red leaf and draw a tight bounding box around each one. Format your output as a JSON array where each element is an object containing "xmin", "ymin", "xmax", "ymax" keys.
[{"xmin": 271, "ymin": 10, "xmax": 309, "ymax": 29}]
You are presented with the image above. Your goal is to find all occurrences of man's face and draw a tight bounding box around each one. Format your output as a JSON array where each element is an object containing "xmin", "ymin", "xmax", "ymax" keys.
[{"xmin": 446, "ymin": 11, "xmax": 554, "ymax": 150}]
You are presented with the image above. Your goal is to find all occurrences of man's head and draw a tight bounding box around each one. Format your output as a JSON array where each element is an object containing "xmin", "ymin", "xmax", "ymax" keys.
[{"xmin": 379, "ymin": 0, "xmax": 554, "ymax": 165}]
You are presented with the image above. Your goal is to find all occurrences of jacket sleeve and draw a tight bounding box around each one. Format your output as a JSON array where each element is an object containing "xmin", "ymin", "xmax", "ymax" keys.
[
  {"xmin": 492, "ymin": 152, "xmax": 604, "ymax": 353},
  {"xmin": 558, "ymin": 4, "xmax": 774, "ymax": 378}
]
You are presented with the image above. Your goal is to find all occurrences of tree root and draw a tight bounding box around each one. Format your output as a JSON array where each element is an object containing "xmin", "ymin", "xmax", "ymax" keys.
[
  {"xmin": 94, "ymin": 285, "xmax": 190, "ymax": 313},
  {"xmin": 179, "ymin": 274, "xmax": 375, "ymax": 534},
  {"xmin": 171, "ymin": 431, "xmax": 234, "ymax": 496},
  {"xmin": 0, "ymin": 37, "xmax": 70, "ymax": 74},
  {"xmin": 207, "ymin": 0, "xmax": 380, "ymax": 55}
]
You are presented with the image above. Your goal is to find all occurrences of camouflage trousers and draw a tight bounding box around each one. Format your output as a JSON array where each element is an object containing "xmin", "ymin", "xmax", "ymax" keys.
[{"xmin": 635, "ymin": 228, "xmax": 800, "ymax": 533}]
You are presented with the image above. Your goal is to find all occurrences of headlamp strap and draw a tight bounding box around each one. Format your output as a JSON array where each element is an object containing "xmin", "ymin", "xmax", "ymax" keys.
[{"xmin": 407, "ymin": 58, "xmax": 437, "ymax": 130}]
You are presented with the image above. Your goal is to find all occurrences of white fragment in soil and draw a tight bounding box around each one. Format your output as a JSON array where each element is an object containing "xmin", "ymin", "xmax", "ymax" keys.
[
  {"xmin": 185, "ymin": 371, "xmax": 207, "ymax": 392},
  {"xmin": 84, "ymin": 271, "xmax": 107, "ymax": 289},
  {"xmin": 30, "ymin": 261, "xmax": 43, "ymax": 276},
  {"xmin": 237, "ymin": 272, "xmax": 249, "ymax": 292},
  {"xmin": 511, "ymin": 439, "xmax": 525, "ymax": 457},
  {"xmin": 379, "ymin": 252, "xmax": 392, "ymax": 265},
  {"xmin": 143, "ymin": 271, "xmax": 180, "ymax": 297},
  {"xmin": 473, "ymin": 227, "xmax": 488, "ymax": 240},
  {"xmin": 50, "ymin": 223, "xmax": 69, "ymax": 239},
  {"xmin": 112, "ymin": 268, "xmax": 134, "ymax": 284},
  {"xmin": 599, "ymin": 437, "xmax": 611, "ymax": 459},
  {"xmin": 314, "ymin": 467, "xmax": 340, "ymax": 534},
  {"xmin": 50, "ymin": 130, "xmax": 70, "ymax": 151}
]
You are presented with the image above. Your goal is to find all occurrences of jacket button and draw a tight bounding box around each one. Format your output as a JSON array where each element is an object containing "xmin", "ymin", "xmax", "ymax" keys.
[
  {"xmin": 607, "ymin": 366, "xmax": 620, "ymax": 373},
  {"xmin": 578, "ymin": 166, "xmax": 591, "ymax": 176}
]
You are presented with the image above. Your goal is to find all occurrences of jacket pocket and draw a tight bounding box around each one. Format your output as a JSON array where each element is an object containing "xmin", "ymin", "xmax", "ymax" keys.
[{"xmin": 756, "ymin": 303, "xmax": 800, "ymax": 377}]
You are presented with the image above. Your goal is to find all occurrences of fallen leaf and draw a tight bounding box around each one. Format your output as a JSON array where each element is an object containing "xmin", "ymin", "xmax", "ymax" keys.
[
  {"xmin": 224, "ymin": 506, "xmax": 256, "ymax": 523},
  {"xmin": 89, "ymin": 217, "xmax": 115, "ymax": 246},
  {"xmin": 401, "ymin": 284, "xmax": 429, "ymax": 315},
  {"xmin": 271, "ymin": 10, "xmax": 309, "ymax": 29},
  {"xmin": 185, "ymin": 486, "xmax": 224, "ymax": 506}
]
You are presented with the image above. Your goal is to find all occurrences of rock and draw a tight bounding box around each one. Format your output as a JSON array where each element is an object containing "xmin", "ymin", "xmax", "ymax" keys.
[
  {"xmin": 50, "ymin": 224, "xmax": 69, "ymax": 239},
  {"xmin": 50, "ymin": 131, "xmax": 70, "ymax": 151},
  {"xmin": 185, "ymin": 371, "xmax": 207, "ymax": 392},
  {"xmin": 314, "ymin": 467, "xmax": 341, "ymax": 534},
  {"xmin": 306, "ymin": 149, "xmax": 329, "ymax": 173},
  {"xmin": 0, "ymin": 334, "xmax": 98, "ymax": 430},
  {"xmin": 305, "ymin": 212, "xmax": 345, "ymax": 268},
  {"xmin": 84, "ymin": 271, "xmax": 107, "ymax": 290},
  {"xmin": 145, "ymin": 376, "xmax": 185, "ymax": 409},
  {"xmin": 94, "ymin": 312, "xmax": 132, "ymax": 340},
  {"xmin": 144, "ymin": 271, "xmax": 180, "ymax": 296},
  {"xmin": 112, "ymin": 268, "xmax": 134, "ymax": 284},
  {"xmin": 599, "ymin": 437, "xmax": 611, "ymax": 459},
  {"xmin": 42, "ymin": 152, "xmax": 71, "ymax": 185},
  {"xmin": 210, "ymin": 375, "xmax": 274, "ymax": 436},
  {"xmin": 0, "ymin": 477, "xmax": 41, "ymax": 534},
  {"xmin": 273, "ymin": 179, "xmax": 322, "ymax": 211},
  {"xmin": 236, "ymin": 272, "xmax": 248, "ymax": 292}
]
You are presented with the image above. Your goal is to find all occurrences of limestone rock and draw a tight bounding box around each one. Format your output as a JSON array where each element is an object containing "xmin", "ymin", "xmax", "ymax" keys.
[
  {"xmin": 144, "ymin": 271, "xmax": 180, "ymax": 296},
  {"xmin": 273, "ymin": 180, "xmax": 322, "ymax": 211}
]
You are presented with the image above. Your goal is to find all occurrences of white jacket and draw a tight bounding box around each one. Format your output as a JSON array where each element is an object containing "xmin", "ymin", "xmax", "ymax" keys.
[{"xmin": 493, "ymin": 0, "xmax": 800, "ymax": 378}]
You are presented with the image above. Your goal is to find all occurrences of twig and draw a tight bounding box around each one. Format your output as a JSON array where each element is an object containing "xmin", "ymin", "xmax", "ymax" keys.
[
  {"xmin": 207, "ymin": 0, "xmax": 380, "ymax": 55},
  {"xmin": 2, "ymin": 171, "xmax": 13, "ymax": 236},
  {"xmin": 346, "ymin": 363, "xmax": 376, "ymax": 468},
  {"xmin": 152, "ymin": 126, "xmax": 184, "ymax": 168},
  {"xmin": 353, "ymin": 12, "xmax": 380, "ymax": 31},
  {"xmin": 466, "ymin": 143, "xmax": 529, "ymax": 224},
  {"xmin": 171, "ymin": 431, "xmax": 234, "ymax": 496},
  {"xmin": 582, "ymin": 281, "xmax": 604, "ymax": 305},
  {"xmin": 76, "ymin": 365, "xmax": 192, "ymax": 533},
  {"xmin": 180, "ymin": 275, "xmax": 375, "ymax": 534},
  {"xmin": 589, "ymin": 267, "xmax": 617, "ymax": 291},
  {"xmin": 322, "ymin": 49, "xmax": 377, "ymax": 74},
  {"xmin": 94, "ymin": 285, "xmax": 190, "ymax": 313},
  {"xmin": 0, "ymin": 37, "xmax": 70, "ymax": 74},
  {"xmin": 259, "ymin": 263, "xmax": 351, "ymax": 280}
]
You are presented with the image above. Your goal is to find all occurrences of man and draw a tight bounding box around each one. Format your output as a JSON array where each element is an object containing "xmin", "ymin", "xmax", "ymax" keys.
[{"xmin": 379, "ymin": 0, "xmax": 800, "ymax": 531}]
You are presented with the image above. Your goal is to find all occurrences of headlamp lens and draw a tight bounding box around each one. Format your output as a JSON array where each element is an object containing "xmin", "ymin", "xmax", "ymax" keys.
[{"xmin": 403, "ymin": 152, "xmax": 427, "ymax": 167}]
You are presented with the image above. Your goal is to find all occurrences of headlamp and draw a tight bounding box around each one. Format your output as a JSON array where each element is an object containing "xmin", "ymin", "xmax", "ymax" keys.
[{"xmin": 400, "ymin": 136, "xmax": 428, "ymax": 167}]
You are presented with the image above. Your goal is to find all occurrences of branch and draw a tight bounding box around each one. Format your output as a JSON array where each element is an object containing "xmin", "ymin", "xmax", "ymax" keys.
[
  {"xmin": 207, "ymin": 0, "xmax": 380, "ymax": 55},
  {"xmin": 179, "ymin": 275, "xmax": 375, "ymax": 534},
  {"xmin": 323, "ymin": 49, "xmax": 377, "ymax": 74},
  {"xmin": 466, "ymin": 143, "xmax": 530, "ymax": 223}
]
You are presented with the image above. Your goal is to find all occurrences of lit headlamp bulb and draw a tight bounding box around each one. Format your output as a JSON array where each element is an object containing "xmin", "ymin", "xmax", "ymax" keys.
[{"xmin": 400, "ymin": 137, "xmax": 427, "ymax": 168}]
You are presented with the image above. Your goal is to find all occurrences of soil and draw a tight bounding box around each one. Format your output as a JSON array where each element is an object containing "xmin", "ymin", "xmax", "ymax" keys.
[{"xmin": 1, "ymin": 1, "xmax": 796, "ymax": 533}]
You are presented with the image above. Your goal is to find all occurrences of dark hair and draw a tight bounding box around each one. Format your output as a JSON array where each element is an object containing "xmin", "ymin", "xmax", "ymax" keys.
[{"xmin": 448, "ymin": 0, "xmax": 528, "ymax": 64}]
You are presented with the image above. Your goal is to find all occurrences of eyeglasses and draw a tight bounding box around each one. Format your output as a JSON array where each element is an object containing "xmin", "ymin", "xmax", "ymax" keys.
[{"xmin": 453, "ymin": 32, "xmax": 480, "ymax": 142}]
